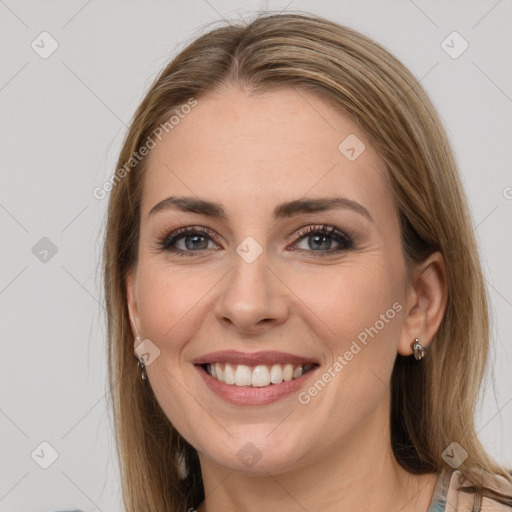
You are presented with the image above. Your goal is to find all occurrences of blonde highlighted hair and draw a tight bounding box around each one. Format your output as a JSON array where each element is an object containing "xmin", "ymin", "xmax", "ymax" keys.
[{"xmin": 103, "ymin": 12, "xmax": 512, "ymax": 511}]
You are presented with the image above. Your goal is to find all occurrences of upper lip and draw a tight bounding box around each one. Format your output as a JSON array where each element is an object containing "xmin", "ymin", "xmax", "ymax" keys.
[{"xmin": 192, "ymin": 350, "xmax": 319, "ymax": 366}]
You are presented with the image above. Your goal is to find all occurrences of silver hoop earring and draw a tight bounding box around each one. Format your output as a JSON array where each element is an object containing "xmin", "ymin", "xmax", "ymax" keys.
[
  {"xmin": 134, "ymin": 335, "xmax": 147, "ymax": 380},
  {"xmin": 412, "ymin": 338, "xmax": 428, "ymax": 360}
]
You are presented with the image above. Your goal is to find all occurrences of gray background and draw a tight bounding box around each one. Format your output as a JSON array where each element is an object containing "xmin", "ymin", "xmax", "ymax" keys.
[{"xmin": 1, "ymin": 1, "xmax": 511, "ymax": 510}]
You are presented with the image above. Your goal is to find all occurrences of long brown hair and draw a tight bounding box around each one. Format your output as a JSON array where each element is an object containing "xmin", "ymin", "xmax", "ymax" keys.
[{"xmin": 102, "ymin": 12, "xmax": 512, "ymax": 511}]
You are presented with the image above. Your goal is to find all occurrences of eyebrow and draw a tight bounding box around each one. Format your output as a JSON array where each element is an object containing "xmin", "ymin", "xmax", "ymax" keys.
[{"xmin": 148, "ymin": 196, "xmax": 373, "ymax": 222}]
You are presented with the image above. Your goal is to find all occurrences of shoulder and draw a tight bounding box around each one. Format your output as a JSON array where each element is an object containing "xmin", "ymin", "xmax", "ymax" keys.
[{"xmin": 445, "ymin": 470, "xmax": 512, "ymax": 511}]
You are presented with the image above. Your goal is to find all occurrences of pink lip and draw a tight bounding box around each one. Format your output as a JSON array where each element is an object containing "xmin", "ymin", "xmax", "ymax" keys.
[
  {"xmin": 194, "ymin": 363, "xmax": 319, "ymax": 406},
  {"xmin": 192, "ymin": 350, "xmax": 318, "ymax": 366}
]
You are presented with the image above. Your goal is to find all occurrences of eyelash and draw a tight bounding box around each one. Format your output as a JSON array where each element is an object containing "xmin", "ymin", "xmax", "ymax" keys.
[{"xmin": 155, "ymin": 224, "xmax": 356, "ymax": 258}]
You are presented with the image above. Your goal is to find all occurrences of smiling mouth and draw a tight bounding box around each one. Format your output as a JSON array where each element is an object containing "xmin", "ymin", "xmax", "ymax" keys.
[{"xmin": 200, "ymin": 362, "xmax": 318, "ymax": 387}]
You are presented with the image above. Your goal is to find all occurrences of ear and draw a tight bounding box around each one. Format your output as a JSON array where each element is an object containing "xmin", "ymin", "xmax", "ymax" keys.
[
  {"xmin": 398, "ymin": 251, "xmax": 448, "ymax": 356},
  {"xmin": 126, "ymin": 269, "xmax": 141, "ymax": 339}
]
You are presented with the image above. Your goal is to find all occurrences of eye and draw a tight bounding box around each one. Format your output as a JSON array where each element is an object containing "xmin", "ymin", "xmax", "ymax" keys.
[
  {"xmin": 291, "ymin": 225, "xmax": 355, "ymax": 254},
  {"xmin": 155, "ymin": 224, "xmax": 355, "ymax": 257},
  {"xmin": 156, "ymin": 226, "xmax": 220, "ymax": 255}
]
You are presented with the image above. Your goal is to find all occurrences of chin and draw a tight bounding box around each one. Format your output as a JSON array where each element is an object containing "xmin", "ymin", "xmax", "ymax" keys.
[{"xmin": 197, "ymin": 430, "xmax": 310, "ymax": 475}]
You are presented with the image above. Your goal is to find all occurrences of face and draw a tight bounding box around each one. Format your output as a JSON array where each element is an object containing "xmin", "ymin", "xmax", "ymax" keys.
[{"xmin": 127, "ymin": 86, "xmax": 412, "ymax": 475}]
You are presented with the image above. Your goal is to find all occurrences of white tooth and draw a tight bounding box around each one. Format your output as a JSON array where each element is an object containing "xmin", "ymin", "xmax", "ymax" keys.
[
  {"xmin": 234, "ymin": 365, "xmax": 252, "ymax": 386},
  {"xmin": 224, "ymin": 363, "xmax": 235, "ymax": 385},
  {"xmin": 215, "ymin": 363, "xmax": 224, "ymax": 383},
  {"xmin": 270, "ymin": 364, "xmax": 284, "ymax": 384},
  {"xmin": 212, "ymin": 362, "xmax": 305, "ymax": 386},
  {"xmin": 283, "ymin": 363, "xmax": 294, "ymax": 381},
  {"xmin": 293, "ymin": 365, "xmax": 303, "ymax": 379},
  {"xmin": 252, "ymin": 365, "xmax": 270, "ymax": 387}
]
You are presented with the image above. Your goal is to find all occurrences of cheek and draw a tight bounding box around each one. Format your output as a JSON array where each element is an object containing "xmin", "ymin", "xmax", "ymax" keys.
[
  {"xmin": 291, "ymin": 260, "xmax": 404, "ymax": 349},
  {"xmin": 135, "ymin": 262, "xmax": 209, "ymax": 356},
  {"xmin": 134, "ymin": 262, "xmax": 218, "ymax": 439},
  {"xmin": 289, "ymin": 263, "xmax": 404, "ymax": 439}
]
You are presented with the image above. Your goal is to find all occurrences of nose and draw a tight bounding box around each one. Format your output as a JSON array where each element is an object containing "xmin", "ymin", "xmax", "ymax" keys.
[{"xmin": 214, "ymin": 253, "xmax": 290, "ymax": 336}]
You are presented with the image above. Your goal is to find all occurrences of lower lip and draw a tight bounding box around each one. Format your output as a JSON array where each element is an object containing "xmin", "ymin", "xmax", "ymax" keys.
[{"xmin": 195, "ymin": 364, "xmax": 319, "ymax": 406}]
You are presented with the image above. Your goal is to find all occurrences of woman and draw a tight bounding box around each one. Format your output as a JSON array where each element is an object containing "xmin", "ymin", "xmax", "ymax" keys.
[{"xmin": 103, "ymin": 12, "xmax": 512, "ymax": 511}]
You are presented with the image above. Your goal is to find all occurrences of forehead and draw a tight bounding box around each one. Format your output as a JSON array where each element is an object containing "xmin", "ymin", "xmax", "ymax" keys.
[{"xmin": 141, "ymin": 86, "xmax": 393, "ymax": 221}]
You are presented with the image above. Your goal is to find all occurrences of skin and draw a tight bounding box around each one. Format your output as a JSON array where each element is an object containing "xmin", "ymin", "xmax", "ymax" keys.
[{"xmin": 126, "ymin": 86, "xmax": 448, "ymax": 511}]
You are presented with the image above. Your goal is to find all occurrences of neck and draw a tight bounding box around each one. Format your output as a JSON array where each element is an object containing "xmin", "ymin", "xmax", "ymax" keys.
[{"xmin": 196, "ymin": 395, "xmax": 438, "ymax": 512}]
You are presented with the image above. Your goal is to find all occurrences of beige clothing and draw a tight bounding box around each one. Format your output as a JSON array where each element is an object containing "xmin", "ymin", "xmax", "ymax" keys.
[{"xmin": 428, "ymin": 468, "xmax": 512, "ymax": 511}]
